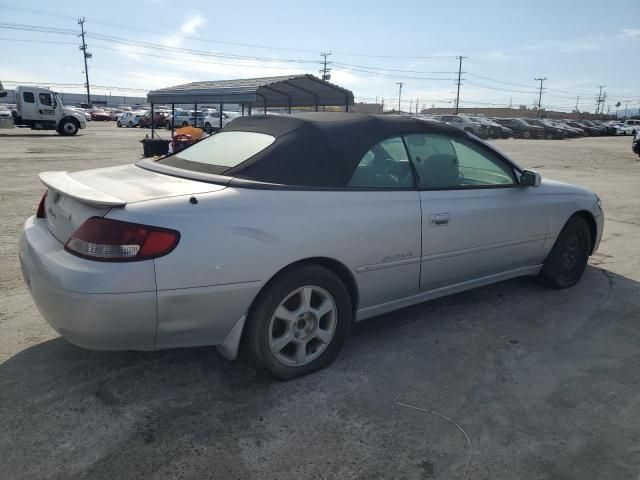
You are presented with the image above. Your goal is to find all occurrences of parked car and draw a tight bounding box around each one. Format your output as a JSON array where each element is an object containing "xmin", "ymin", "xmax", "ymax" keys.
[
  {"xmin": 591, "ymin": 120, "xmax": 617, "ymax": 136},
  {"xmin": 203, "ymin": 111, "xmax": 233, "ymax": 133},
  {"xmin": 578, "ymin": 120, "xmax": 605, "ymax": 135},
  {"xmin": 108, "ymin": 109, "xmax": 125, "ymax": 121},
  {"xmin": 439, "ymin": 115, "xmax": 489, "ymax": 138},
  {"xmin": 468, "ymin": 117, "xmax": 509, "ymax": 139},
  {"xmin": 166, "ymin": 110, "xmax": 205, "ymax": 129},
  {"xmin": 139, "ymin": 110, "xmax": 171, "ymax": 128},
  {"xmin": 493, "ymin": 118, "xmax": 543, "ymax": 139},
  {"xmin": 117, "ymin": 111, "xmax": 145, "ymax": 128},
  {"xmin": 624, "ymin": 119, "xmax": 640, "ymax": 135},
  {"xmin": 633, "ymin": 131, "xmax": 640, "ymax": 156},
  {"xmin": 550, "ymin": 121, "xmax": 583, "ymax": 137},
  {"xmin": 564, "ymin": 121, "xmax": 600, "ymax": 136},
  {"xmin": 522, "ymin": 119, "xmax": 565, "ymax": 140},
  {"xmin": 609, "ymin": 122, "xmax": 636, "ymax": 136},
  {"xmin": 19, "ymin": 113, "xmax": 604, "ymax": 379},
  {"xmin": 90, "ymin": 109, "xmax": 111, "ymax": 121}
]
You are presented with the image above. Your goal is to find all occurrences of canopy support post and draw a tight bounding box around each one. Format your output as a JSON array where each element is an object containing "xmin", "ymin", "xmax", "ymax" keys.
[
  {"xmin": 194, "ymin": 103, "xmax": 197, "ymax": 128},
  {"xmin": 219, "ymin": 102, "xmax": 223, "ymax": 130},
  {"xmin": 241, "ymin": 104, "xmax": 245, "ymax": 116},
  {"xmin": 150, "ymin": 103, "xmax": 155, "ymax": 138},
  {"xmin": 248, "ymin": 103, "xmax": 252, "ymax": 115},
  {"xmin": 345, "ymin": 94, "xmax": 349, "ymax": 112},
  {"xmin": 171, "ymin": 103, "xmax": 175, "ymax": 137}
]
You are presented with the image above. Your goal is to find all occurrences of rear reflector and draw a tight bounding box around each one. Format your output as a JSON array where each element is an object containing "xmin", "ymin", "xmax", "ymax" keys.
[
  {"xmin": 36, "ymin": 191, "xmax": 47, "ymax": 219},
  {"xmin": 65, "ymin": 217, "xmax": 179, "ymax": 261}
]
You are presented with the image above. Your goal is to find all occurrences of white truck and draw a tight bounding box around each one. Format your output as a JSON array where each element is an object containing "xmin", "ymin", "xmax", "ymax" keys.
[{"xmin": 12, "ymin": 86, "xmax": 87, "ymax": 135}]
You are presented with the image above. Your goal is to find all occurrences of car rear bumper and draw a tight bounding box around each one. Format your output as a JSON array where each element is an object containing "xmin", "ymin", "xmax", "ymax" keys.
[
  {"xmin": 19, "ymin": 216, "xmax": 159, "ymax": 350},
  {"xmin": 19, "ymin": 216, "xmax": 261, "ymax": 353}
]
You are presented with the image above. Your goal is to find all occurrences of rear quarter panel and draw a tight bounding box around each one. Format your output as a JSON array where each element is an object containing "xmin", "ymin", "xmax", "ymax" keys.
[{"xmin": 108, "ymin": 187, "xmax": 422, "ymax": 309}]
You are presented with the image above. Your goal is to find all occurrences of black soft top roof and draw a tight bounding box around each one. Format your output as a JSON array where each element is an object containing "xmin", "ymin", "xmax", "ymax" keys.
[{"xmin": 165, "ymin": 112, "xmax": 465, "ymax": 187}]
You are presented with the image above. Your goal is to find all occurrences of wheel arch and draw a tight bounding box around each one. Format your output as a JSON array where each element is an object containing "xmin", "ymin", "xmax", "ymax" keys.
[
  {"xmin": 256, "ymin": 257, "xmax": 359, "ymax": 315},
  {"xmin": 58, "ymin": 115, "xmax": 80, "ymax": 127}
]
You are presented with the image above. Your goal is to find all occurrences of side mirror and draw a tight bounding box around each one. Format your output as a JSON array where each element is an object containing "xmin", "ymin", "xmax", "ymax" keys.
[{"xmin": 520, "ymin": 169, "xmax": 541, "ymax": 187}]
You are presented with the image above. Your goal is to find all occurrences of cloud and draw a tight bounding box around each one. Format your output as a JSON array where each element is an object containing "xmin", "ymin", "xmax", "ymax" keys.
[
  {"xmin": 618, "ymin": 28, "xmax": 640, "ymax": 38},
  {"xmin": 180, "ymin": 14, "xmax": 205, "ymax": 34},
  {"xmin": 162, "ymin": 13, "xmax": 206, "ymax": 47}
]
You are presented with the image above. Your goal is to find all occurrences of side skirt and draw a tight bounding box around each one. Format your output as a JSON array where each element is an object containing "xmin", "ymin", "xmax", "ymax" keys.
[{"xmin": 355, "ymin": 265, "xmax": 543, "ymax": 322}]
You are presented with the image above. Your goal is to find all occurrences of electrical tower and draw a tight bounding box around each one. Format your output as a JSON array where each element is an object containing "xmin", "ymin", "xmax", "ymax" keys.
[
  {"xmin": 78, "ymin": 17, "xmax": 92, "ymax": 104},
  {"xmin": 319, "ymin": 52, "xmax": 332, "ymax": 81},
  {"xmin": 535, "ymin": 77, "xmax": 547, "ymax": 118},
  {"xmin": 454, "ymin": 56, "xmax": 467, "ymax": 114},
  {"xmin": 396, "ymin": 82, "xmax": 403, "ymax": 112}
]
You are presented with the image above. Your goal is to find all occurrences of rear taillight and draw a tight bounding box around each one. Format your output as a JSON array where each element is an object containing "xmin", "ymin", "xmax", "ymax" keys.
[
  {"xmin": 36, "ymin": 191, "xmax": 47, "ymax": 219},
  {"xmin": 65, "ymin": 217, "xmax": 180, "ymax": 262}
]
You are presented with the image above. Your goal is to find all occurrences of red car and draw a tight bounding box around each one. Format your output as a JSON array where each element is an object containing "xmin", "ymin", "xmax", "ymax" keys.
[
  {"xmin": 90, "ymin": 110, "xmax": 111, "ymax": 121},
  {"xmin": 140, "ymin": 111, "xmax": 170, "ymax": 128}
]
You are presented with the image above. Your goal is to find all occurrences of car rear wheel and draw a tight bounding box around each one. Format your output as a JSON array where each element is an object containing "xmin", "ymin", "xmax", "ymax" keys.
[
  {"xmin": 128, "ymin": 121, "xmax": 133, "ymax": 128},
  {"xmin": 166, "ymin": 121, "xmax": 172, "ymax": 130},
  {"xmin": 539, "ymin": 215, "xmax": 591, "ymax": 289},
  {"xmin": 204, "ymin": 122, "xmax": 212, "ymax": 134},
  {"xmin": 546, "ymin": 132, "xmax": 554, "ymax": 140},
  {"xmin": 244, "ymin": 264, "xmax": 351, "ymax": 380},
  {"xmin": 116, "ymin": 121, "xmax": 122, "ymax": 127},
  {"xmin": 182, "ymin": 121, "xmax": 189, "ymax": 127},
  {"xmin": 523, "ymin": 131, "xmax": 531, "ymax": 139}
]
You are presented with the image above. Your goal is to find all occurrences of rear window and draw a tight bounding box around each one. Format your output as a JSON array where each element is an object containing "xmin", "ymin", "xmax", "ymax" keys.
[{"xmin": 168, "ymin": 131, "xmax": 275, "ymax": 169}]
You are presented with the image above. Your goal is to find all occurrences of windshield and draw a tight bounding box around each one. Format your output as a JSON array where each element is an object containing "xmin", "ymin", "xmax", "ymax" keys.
[{"xmin": 169, "ymin": 131, "xmax": 275, "ymax": 169}]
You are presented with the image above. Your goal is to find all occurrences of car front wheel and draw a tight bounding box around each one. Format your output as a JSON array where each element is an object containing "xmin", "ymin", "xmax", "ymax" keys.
[
  {"xmin": 539, "ymin": 215, "xmax": 591, "ymax": 289},
  {"xmin": 244, "ymin": 264, "xmax": 352, "ymax": 380},
  {"xmin": 204, "ymin": 122, "xmax": 212, "ymax": 134}
]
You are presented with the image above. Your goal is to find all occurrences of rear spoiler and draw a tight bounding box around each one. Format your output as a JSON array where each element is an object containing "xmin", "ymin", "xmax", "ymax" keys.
[{"xmin": 39, "ymin": 171, "xmax": 126, "ymax": 207}]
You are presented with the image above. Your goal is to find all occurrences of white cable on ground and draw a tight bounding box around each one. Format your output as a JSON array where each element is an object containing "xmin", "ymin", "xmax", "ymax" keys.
[{"xmin": 393, "ymin": 393, "xmax": 472, "ymax": 478}]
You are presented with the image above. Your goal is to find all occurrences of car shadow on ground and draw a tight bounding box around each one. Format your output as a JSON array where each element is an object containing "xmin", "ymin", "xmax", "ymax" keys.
[{"xmin": 2, "ymin": 265, "xmax": 640, "ymax": 480}]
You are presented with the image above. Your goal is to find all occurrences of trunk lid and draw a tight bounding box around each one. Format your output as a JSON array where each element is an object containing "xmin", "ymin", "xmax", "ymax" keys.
[{"xmin": 40, "ymin": 164, "xmax": 226, "ymax": 243}]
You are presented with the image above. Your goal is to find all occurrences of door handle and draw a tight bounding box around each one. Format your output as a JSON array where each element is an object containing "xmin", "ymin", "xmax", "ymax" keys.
[{"xmin": 430, "ymin": 213, "xmax": 450, "ymax": 226}]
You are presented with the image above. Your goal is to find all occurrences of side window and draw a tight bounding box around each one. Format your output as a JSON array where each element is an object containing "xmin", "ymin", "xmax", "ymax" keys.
[
  {"xmin": 23, "ymin": 92, "xmax": 35, "ymax": 103},
  {"xmin": 405, "ymin": 134, "xmax": 515, "ymax": 189},
  {"xmin": 451, "ymin": 139, "xmax": 515, "ymax": 186},
  {"xmin": 347, "ymin": 136, "xmax": 414, "ymax": 188},
  {"xmin": 405, "ymin": 134, "xmax": 459, "ymax": 189},
  {"xmin": 39, "ymin": 93, "xmax": 52, "ymax": 106}
]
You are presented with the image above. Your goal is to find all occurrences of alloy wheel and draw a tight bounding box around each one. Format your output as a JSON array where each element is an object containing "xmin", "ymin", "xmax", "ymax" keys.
[{"xmin": 268, "ymin": 285, "xmax": 337, "ymax": 367}]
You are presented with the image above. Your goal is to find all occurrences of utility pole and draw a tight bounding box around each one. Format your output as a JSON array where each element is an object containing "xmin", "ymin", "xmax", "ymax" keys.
[
  {"xmin": 78, "ymin": 17, "xmax": 92, "ymax": 104},
  {"xmin": 575, "ymin": 96, "xmax": 580, "ymax": 112},
  {"xmin": 595, "ymin": 85, "xmax": 605, "ymax": 115},
  {"xmin": 624, "ymin": 102, "xmax": 628, "ymax": 120},
  {"xmin": 416, "ymin": 98, "xmax": 419, "ymax": 114},
  {"xmin": 396, "ymin": 82, "xmax": 403, "ymax": 112},
  {"xmin": 319, "ymin": 52, "xmax": 332, "ymax": 81},
  {"xmin": 535, "ymin": 77, "xmax": 547, "ymax": 118},
  {"xmin": 454, "ymin": 55, "xmax": 466, "ymax": 114}
]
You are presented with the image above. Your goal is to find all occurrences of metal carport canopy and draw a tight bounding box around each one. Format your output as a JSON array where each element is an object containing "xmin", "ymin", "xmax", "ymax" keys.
[{"xmin": 146, "ymin": 74, "xmax": 354, "ymax": 108}]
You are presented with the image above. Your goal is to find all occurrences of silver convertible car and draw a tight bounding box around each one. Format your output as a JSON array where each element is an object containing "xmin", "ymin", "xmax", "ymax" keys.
[{"xmin": 19, "ymin": 113, "xmax": 604, "ymax": 379}]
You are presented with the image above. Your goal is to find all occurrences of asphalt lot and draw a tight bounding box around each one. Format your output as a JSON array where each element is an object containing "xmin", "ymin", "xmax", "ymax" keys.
[{"xmin": 1, "ymin": 123, "xmax": 639, "ymax": 479}]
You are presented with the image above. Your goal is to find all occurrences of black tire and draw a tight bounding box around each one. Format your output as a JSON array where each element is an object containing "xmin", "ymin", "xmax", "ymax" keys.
[
  {"xmin": 166, "ymin": 121, "xmax": 172, "ymax": 130},
  {"xmin": 539, "ymin": 215, "xmax": 591, "ymax": 289},
  {"xmin": 128, "ymin": 121, "xmax": 133, "ymax": 128},
  {"xmin": 182, "ymin": 121, "xmax": 189, "ymax": 127},
  {"xmin": 204, "ymin": 122, "xmax": 212, "ymax": 134},
  {"xmin": 546, "ymin": 132, "xmax": 554, "ymax": 140},
  {"xmin": 243, "ymin": 264, "xmax": 352, "ymax": 380},
  {"xmin": 116, "ymin": 121, "xmax": 122, "ymax": 128},
  {"xmin": 58, "ymin": 117, "xmax": 79, "ymax": 136}
]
